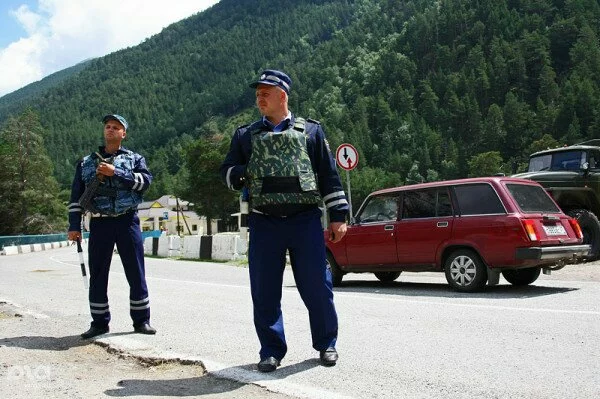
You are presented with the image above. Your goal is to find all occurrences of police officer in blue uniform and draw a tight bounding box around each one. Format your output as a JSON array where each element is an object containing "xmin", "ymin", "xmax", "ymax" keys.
[
  {"xmin": 220, "ymin": 70, "xmax": 349, "ymax": 372},
  {"xmin": 67, "ymin": 114, "xmax": 156, "ymax": 339}
]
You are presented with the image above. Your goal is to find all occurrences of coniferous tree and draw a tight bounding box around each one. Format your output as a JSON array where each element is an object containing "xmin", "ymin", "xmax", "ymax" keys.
[{"xmin": 0, "ymin": 109, "xmax": 65, "ymax": 234}]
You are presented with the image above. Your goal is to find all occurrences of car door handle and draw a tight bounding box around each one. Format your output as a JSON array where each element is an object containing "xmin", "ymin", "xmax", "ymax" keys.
[
  {"xmin": 437, "ymin": 221, "xmax": 449, "ymax": 228},
  {"xmin": 384, "ymin": 225, "xmax": 394, "ymax": 231}
]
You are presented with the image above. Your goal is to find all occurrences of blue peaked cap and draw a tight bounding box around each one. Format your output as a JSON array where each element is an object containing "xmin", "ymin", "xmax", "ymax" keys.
[
  {"xmin": 249, "ymin": 69, "xmax": 291, "ymax": 94},
  {"xmin": 102, "ymin": 114, "xmax": 128, "ymax": 130}
]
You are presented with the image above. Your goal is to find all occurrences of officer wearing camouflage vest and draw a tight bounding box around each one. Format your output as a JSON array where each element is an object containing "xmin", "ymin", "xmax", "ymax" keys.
[
  {"xmin": 220, "ymin": 69, "xmax": 349, "ymax": 372},
  {"xmin": 67, "ymin": 114, "xmax": 156, "ymax": 339}
]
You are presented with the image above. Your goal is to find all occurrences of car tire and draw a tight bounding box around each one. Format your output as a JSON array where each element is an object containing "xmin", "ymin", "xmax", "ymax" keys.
[
  {"xmin": 501, "ymin": 267, "xmax": 541, "ymax": 286},
  {"xmin": 326, "ymin": 252, "xmax": 344, "ymax": 287},
  {"xmin": 374, "ymin": 271, "xmax": 401, "ymax": 282},
  {"xmin": 444, "ymin": 249, "xmax": 487, "ymax": 292},
  {"xmin": 567, "ymin": 209, "xmax": 600, "ymax": 260}
]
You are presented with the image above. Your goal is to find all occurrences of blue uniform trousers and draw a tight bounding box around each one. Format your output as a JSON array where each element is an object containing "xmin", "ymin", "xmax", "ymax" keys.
[
  {"xmin": 248, "ymin": 208, "xmax": 338, "ymax": 361},
  {"xmin": 87, "ymin": 212, "xmax": 150, "ymax": 328}
]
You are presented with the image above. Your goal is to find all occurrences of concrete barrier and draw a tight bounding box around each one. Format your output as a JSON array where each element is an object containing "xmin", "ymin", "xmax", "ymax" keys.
[
  {"xmin": 143, "ymin": 237, "xmax": 153, "ymax": 255},
  {"xmin": 18, "ymin": 245, "xmax": 32, "ymax": 254},
  {"xmin": 181, "ymin": 236, "xmax": 201, "ymax": 259},
  {"xmin": 157, "ymin": 235, "xmax": 181, "ymax": 257},
  {"xmin": 2, "ymin": 246, "xmax": 19, "ymax": 256},
  {"xmin": 212, "ymin": 233, "xmax": 247, "ymax": 261}
]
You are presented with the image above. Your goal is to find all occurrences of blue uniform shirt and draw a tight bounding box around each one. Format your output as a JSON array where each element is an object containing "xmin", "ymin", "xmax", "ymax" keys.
[{"xmin": 220, "ymin": 114, "xmax": 349, "ymax": 223}]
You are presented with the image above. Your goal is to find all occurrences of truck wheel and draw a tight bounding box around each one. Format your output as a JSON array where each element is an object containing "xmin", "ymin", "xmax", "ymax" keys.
[
  {"xmin": 326, "ymin": 252, "xmax": 344, "ymax": 287},
  {"xmin": 567, "ymin": 209, "xmax": 600, "ymax": 260},
  {"xmin": 502, "ymin": 267, "xmax": 541, "ymax": 286}
]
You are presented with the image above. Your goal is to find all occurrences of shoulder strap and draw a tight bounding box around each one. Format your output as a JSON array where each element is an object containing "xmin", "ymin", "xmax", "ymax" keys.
[{"xmin": 292, "ymin": 117, "xmax": 306, "ymax": 132}]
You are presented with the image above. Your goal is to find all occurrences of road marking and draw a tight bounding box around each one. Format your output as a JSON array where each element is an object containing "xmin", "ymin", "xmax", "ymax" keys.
[
  {"xmin": 49, "ymin": 256, "xmax": 600, "ymax": 316},
  {"xmin": 337, "ymin": 292, "xmax": 600, "ymax": 316},
  {"xmin": 0, "ymin": 298, "xmax": 50, "ymax": 319}
]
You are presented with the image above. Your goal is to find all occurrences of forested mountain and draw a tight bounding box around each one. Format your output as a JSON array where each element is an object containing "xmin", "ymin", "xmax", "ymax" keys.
[
  {"xmin": 0, "ymin": 59, "xmax": 92, "ymax": 118},
  {"xmin": 1, "ymin": 0, "xmax": 600, "ymax": 231}
]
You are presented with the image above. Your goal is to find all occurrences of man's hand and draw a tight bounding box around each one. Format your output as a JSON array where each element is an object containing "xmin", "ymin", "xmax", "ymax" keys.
[
  {"xmin": 68, "ymin": 231, "xmax": 82, "ymax": 242},
  {"xmin": 328, "ymin": 222, "xmax": 347, "ymax": 243},
  {"xmin": 96, "ymin": 162, "xmax": 115, "ymax": 177}
]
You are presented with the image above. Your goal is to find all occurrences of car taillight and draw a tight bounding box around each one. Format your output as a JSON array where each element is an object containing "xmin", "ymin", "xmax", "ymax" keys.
[
  {"xmin": 521, "ymin": 219, "xmax": 538, "ymax": 241},
  {"xmin": 569, "ymin": 218, "xmax": 584, "ymax": 239}
]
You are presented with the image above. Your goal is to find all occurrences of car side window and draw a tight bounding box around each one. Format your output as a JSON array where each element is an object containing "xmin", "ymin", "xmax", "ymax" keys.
[
  {"xmin": 453, "ymin": 184, "xmax": 506, "ymax": 215},
  {"xmin": 437, "ymin": 190, "xmax": 453, "ymax": 217},
  {"xmin": 358, "ymin": 194, "xmax": 399, "ymax": 223},
  {"xmin": 401, "ymin": 189, "xmax": 453, "ymax": 219},
  {"xmin": 402, "ymin": 190, "xmax": 435, "ymax": 218}
]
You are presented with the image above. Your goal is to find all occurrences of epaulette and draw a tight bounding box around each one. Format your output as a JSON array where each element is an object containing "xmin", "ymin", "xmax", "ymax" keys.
[{"xmin": 307, "ymin": 118, "xmax": 321, "ymax": 125}]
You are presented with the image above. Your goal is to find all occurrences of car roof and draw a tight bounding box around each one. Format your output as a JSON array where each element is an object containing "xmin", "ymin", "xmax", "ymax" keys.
[{"xmin": 371, "ymin": 176, "xmax": 540, "ymax": 196}]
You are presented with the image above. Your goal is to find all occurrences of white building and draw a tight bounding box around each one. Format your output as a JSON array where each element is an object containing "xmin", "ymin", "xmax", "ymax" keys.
[{"xmin": 137, "ymin": 195, "xmax": 216, "ymax": 235}]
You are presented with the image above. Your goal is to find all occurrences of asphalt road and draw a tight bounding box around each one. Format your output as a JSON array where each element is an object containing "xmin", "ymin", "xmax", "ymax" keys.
[{"xmin": 1, "ymin": 245, "xmax": 599, "ymax": 398}]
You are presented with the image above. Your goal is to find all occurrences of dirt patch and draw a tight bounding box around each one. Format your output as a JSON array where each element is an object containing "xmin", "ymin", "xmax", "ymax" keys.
[{"xmin": 0, "ymin": 301, "xmax": 294, "ymax": 399}]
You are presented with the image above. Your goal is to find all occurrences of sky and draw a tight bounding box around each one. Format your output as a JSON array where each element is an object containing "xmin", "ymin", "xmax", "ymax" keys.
[{"xmin": 0, "ymin": 0, "xmax": 221, "ymax": 97}]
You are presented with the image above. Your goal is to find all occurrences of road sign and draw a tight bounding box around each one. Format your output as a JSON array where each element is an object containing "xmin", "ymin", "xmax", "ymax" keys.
[{"xmin": 336, "ymin": 144, "xmax": 359, "ymax": 171}]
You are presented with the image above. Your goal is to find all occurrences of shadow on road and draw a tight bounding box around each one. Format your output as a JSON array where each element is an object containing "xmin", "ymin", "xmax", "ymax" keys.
[
  {"xmin": 104, "ymin": 358, "xmax": 320, "ymax": 397},
  {"xmin": 0, "ymin": 334, "xmax": 90, "ymax": 351},
  {"xmin": 328, "ymin": 280, "xmax": 578, "ymax": 299}
]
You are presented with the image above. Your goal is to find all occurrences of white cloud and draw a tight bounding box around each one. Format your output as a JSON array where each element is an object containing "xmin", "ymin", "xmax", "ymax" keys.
[
  {"xmin": 11, "ymin": 5, "xmax": 42, "ymax": 34},
  {"xmin": 0, "ymin": 0, "xmax": 220, "ymax": 97}
]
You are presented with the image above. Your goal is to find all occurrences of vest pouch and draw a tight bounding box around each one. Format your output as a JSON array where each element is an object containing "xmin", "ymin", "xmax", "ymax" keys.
[
  {"xmin": 298, "ymin": 171, "xmax": 318, "ymax": 192},
  {"xmin": 261, "ymin": 176, "xmax": 302, "ymax": 193}
]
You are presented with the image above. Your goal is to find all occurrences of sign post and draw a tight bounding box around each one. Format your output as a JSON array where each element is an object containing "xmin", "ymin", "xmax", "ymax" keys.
[{"xmin": 335, "ymin": 144, "xmax": 359, "ymax": 219}]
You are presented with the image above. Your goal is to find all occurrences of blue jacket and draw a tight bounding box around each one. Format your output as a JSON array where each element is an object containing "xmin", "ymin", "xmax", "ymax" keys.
[
  {"xmin": 220, "ymin": 115, "xmax": 349, "ymax": 223},
  {"xmin": 68, "ymin": 146, "xmax": 152, "ymax": 231}
]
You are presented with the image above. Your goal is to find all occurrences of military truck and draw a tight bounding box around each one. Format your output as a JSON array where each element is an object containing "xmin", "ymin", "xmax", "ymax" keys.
[{"xmin": 513, "ymin": 139, "xmax": 600, "ymax": 260}]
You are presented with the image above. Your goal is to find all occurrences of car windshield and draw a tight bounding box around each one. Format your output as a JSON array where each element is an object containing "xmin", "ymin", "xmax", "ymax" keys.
[
  {"xmin": 506, "ymin": 183, "xmax": 561, "ymax": 213},
  {"xmin": 357, "ymin": 194, "xmax": 398, "ymax": 223},
  {"xmin": 528, "ymin": 150, "xmax": 586, "ymax": 172}
]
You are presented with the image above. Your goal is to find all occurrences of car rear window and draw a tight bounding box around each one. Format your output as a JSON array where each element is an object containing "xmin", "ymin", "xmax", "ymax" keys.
[
  {"xmin": 506, "ymin": 183, "xmax": 561, "ymax": 213},
  {"xmin": 453, "ymin": 184, "xmax": 505, "ymax": 215}
]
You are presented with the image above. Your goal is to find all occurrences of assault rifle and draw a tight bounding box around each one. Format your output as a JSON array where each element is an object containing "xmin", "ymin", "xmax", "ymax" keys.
[{"xmin": 78, "ymin": 153, "xmax": 115, "ymax": 213}]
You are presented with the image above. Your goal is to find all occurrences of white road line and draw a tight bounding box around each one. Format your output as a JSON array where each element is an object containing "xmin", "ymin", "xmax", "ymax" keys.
[
  {"xmin": 0, "ymin": 298, "xmax": 50, "ymax": 319},
  {"xmin": 144, "ymin": 275, "xmax": 600, "ymax": 317},
  {"xmin": 48, "ymin": 256, "xmax": 600, "ymax": 316},
  {"xmin": 337, "ymin": 292, "xmax": 600, "ymax": 316}
]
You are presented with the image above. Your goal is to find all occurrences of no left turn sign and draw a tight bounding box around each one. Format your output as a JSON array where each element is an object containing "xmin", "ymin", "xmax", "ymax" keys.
[{"xmin": 336, "ymin": 143, "xmax": 359, "ymax": 171}]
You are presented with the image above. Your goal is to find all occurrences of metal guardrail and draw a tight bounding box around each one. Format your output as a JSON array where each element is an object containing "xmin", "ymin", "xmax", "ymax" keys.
[{"xmin": 0, "ymin": 231, "xmax": 161, "ymax": 249}]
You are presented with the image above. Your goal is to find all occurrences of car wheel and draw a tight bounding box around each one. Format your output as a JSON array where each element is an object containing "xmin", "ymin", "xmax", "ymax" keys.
[
  {"xmin": 501, "ymin": 267, "xmax": 541, "ymax": 286},
  {"xmin": 374, "ymin": 271, "xmax": 401, "ymax": 282},
  {"xmin": 326, "ymin": 252, "xmax": 344, "ymax": 287},
  {"xmin": 567, "ymin": 209, "xmax": 600, "ymax": 260},
  {"xmin": 444, "ymin": 249, "xmax": 487, "ymax": 292}
]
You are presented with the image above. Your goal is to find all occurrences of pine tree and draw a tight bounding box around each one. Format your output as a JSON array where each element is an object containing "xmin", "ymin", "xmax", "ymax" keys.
[{"xmin": 0, "ymin": 109, "xmax": 65, "ymax": 234}]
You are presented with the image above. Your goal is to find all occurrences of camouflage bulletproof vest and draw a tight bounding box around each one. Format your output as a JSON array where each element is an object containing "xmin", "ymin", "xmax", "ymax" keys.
[{"xmin": 246, "ymin": 118, "xmax": 322, "ymax": 208}]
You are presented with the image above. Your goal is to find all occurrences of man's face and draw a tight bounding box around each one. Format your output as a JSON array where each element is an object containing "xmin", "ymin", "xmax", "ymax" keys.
[
  {"xmin": 103, "ymin": 120, "xmax": 126, "ymax": 143},
  {"xmin": 255, "ymin": 84, "xmax": 285, "ymax": 117}
]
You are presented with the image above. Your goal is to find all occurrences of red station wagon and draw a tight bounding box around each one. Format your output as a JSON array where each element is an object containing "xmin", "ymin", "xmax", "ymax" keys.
[{"xmin": 325, "ymin": 177, "xmax": 590, "ymax": 292}]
